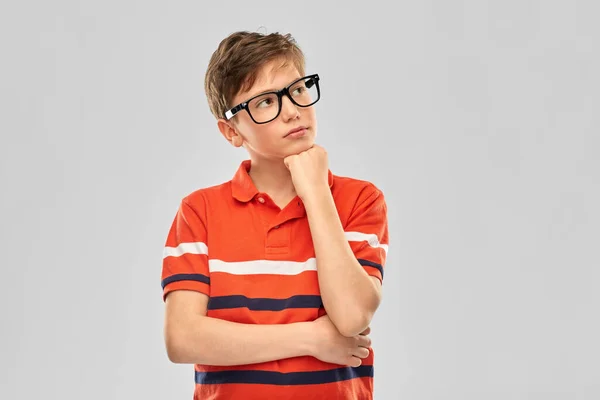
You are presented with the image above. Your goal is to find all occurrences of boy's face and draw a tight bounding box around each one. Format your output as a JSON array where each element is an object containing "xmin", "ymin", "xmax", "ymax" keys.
[{"xmin": 218, "ymin": 59, "xmax": 317, "ymax": 161}]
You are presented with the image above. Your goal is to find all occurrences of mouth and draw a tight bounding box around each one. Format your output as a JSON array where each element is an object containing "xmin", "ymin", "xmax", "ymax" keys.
[{"xmin": 285, "ymin": 126, "xmax": 308, "ymax": 138}]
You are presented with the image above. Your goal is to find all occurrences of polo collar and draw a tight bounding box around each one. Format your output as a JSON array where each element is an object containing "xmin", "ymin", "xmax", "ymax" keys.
[{"xmin": 231, "ymin": 159, "xmax": 334, "ymax": 202}]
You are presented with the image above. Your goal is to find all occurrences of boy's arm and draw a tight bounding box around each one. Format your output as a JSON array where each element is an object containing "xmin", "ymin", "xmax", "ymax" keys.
[
  {"xmin": 303, "ymin": 186, "xmax": 387, "ymax": 338},
  {"xmin": 282, "ymin": 145, "xmax": 389, "ymax": 338},
  {"xmin": 164, "ymin": 290, "xmax": 314, "ymax": 365}
]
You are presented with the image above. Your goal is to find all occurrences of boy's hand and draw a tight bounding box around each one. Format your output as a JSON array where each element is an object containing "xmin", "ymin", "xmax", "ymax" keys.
[
  {"xmin": 283, "ymin": 145, "xmax": 329, "ymax": 201},
  {"xmin": 308, "ymin": 314, "xmax": 372, "ymax": 367}
]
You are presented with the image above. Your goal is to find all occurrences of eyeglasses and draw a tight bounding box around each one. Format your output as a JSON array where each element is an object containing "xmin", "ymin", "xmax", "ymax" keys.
[{"xmin": 224, "ymin": 74, "xmax": 321, "ymax": 124}]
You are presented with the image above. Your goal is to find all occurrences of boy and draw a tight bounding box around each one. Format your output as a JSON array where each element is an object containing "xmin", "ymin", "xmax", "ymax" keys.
[{"xmin": 161, "ymin": 31, "xmax": 389, "ymax": 399}]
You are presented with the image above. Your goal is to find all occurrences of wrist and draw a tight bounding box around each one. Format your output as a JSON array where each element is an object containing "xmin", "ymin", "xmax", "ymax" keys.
[
  {"xmin": 301, "ymin": 186, "xmax": 332, "ymax": 209},
  {"xmin": 295, "ymin": 321, "xmax": 318, "ymax": 357}
]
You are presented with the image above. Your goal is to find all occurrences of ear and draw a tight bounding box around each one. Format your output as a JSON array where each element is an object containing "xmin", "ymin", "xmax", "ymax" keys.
[{"xmin": 217, "ymin": 118, "xmax": 244, "ymax": 148}]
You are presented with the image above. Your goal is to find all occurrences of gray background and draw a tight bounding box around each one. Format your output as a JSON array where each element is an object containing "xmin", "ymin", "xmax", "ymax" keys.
[{"xmin": 1, "ymin": 1, "xmax": 598, "ymax": 399}]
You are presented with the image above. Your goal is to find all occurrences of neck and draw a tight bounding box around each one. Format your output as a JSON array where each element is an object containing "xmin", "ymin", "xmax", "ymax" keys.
[{"xmin": 248, "ymin": 157, "xmax": 296, "ymax": 199}]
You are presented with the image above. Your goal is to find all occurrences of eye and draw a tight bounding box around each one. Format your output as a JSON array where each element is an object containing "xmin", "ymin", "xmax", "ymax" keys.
[
  {"xmin": 256, "ymin": 97, "xmax": 274, "ymax": 108},
  {"xmin": 292, "ymin": 86, "xmax": 305, "ymax": 96}
]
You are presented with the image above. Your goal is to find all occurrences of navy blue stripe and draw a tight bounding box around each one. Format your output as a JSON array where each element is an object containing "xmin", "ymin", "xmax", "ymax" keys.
[
  {"xmin": 358, "ymin": 259, "xmax": 384, "ymax": 279},
  {"xmin": 195, "ymin": 365, "xmax": 373, "ymax": 385},
  {"xmin": 207, "ymin": 295, "xmax": 322, "ymax": 311},
  {"xmin": 161, "ymin": 273, "xmax": 210, "ymax": 289}
]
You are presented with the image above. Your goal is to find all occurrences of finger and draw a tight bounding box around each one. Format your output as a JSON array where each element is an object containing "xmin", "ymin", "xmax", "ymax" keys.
[
  {"xmin": 357, "ymin": 335, "xmax": 372, "ymax": 348},
  {"xmin": 346, "ymin": 356, "xmax": 362, "ymax": 368},
  {"xmin": 360, "ymin": 327, "xmax": 371, "ymax": 335},
  {"xmin": 352, "ymin": 347, "xmax": 370, "ymax": 359}
]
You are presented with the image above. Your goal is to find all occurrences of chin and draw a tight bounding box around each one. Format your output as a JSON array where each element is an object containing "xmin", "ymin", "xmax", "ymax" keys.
[
  {"xmin": 279, "ymin": 143, "xmax": 311, "ymax": 158},
  {"xmin": 294, "ymin": 139, "xmax": 315, "ymax": 152}
]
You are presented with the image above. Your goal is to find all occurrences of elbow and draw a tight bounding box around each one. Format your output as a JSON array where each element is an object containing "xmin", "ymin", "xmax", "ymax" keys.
[
  {"xmin": 166, "ymin": 346, "xmax": 184, "ymax": 364},
  {"xmin": 164, "ymin": 324, "xmax": 194, "ymax": 364},
  {"xmin": 336, "ymin": 312, "xmax": 374, "ymax": 337},
  {"xmin": 165, "ymin": 331, "xmax": 185, "ymax": 363},
  {"xmin": 336, "ymin": 300, "xmax": 380, "ymax": 337}
]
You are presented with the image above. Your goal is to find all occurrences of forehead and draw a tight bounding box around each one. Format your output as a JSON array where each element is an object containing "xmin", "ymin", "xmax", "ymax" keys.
[{"xmin": 236, "ymin": 59, "xmax": 302, "ymax": 101}]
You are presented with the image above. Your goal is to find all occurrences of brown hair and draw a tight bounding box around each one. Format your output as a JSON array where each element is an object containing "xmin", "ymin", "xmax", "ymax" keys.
[{"xmin": 204, "ymin": 31, "xmax": 306, "ymax": 120}]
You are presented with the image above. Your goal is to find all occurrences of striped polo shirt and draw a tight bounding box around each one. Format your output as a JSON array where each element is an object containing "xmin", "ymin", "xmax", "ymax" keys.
[{"xmin": 161, "ymin": 159, "xmax": 389, "ymax": 400}]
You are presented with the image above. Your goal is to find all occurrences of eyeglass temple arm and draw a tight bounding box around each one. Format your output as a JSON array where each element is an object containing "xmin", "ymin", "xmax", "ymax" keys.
[{"xmin": 225, "ymin": 103, "xmax": 245, "ymax": 120}]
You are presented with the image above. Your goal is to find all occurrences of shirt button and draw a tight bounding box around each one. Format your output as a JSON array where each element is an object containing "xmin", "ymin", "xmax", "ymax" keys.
[{"xmin": 257, "ymin": 197, "xmax": 265, "ymax": 203}]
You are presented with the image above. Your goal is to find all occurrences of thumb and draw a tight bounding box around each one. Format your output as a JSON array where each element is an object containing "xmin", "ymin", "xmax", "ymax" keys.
[
  {"xmin": 283, "ymin": 155, "xmax": 294, "ymax": 170},
  {"xmin": 347, "ymin": 357, "xmax": 362, "ymax": 368}
]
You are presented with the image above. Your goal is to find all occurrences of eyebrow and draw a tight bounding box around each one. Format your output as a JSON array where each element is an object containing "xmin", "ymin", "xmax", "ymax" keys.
[{"xmin": 246, "ymin": 76, "xmax": 301, "ymax": 99}]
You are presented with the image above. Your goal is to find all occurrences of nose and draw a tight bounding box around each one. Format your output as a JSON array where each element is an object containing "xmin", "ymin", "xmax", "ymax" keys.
[{"xmin": 280, "ymin": 93, "xmax": 300, "ymax": 121}]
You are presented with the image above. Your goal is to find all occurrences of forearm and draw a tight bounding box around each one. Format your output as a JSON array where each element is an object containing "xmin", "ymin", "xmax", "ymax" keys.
[
  {"xmin": 304, "ymin": 191, "xmax": 381, "ymax": 337},
  {"xmin": 167, "ymin": 316, "xmax": 314, "ymax": 365}
]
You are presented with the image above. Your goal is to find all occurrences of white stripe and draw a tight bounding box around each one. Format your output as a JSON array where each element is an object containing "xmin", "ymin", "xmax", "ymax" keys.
[
  {"xmin": 345, "ymin": 231, "xmax": 389, "ymax": 254},
  {"xmin": 163, "ymin": 242, "xmax": 208, "ymax": 258},
  {"xmin": 209, "ymin": 258, "xmax": 317, "ymax": 275}
]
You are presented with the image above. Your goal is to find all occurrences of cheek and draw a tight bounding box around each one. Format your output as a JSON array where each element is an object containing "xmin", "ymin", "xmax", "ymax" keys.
[
  {"xmin": 263, "ymin": 127, "xmax": 283, "ymax": 145},
  {"xmin": 304, "ymin": 108, "xmax": 317, "ymax": 124},
  {"xmin": 237, "ymin": 119, "xmax": 261, "ymax": 141},
  {"xmin": 245, "ymin": 125, "xmax": 281, "ymax": 148}
]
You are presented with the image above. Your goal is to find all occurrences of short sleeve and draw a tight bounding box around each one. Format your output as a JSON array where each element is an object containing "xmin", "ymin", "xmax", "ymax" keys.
[
  {"xmin": 344, "ymin": 185, "xmax": 389, "ymax": 283},
  {"xmin": 161, "ymin": 198, "xmax": 210, "ymax": 301}
]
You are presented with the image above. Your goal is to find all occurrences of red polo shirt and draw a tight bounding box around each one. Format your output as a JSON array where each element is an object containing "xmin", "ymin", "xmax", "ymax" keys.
[{"xmin": 161, "ymin": 159, "xmax": 389, "ymax": 399}]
